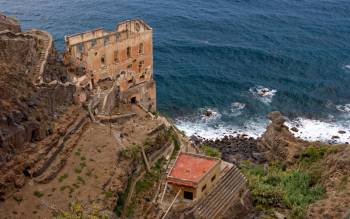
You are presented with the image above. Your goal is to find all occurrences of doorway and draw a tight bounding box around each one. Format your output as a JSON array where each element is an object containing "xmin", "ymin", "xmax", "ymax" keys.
[
  {"xmin": 130, "ymin": 97, "xmax": 137, "ymax": 104},
  {"xmin": 183, "ymin": 191, "xmax": 193, "ymax": 200}
]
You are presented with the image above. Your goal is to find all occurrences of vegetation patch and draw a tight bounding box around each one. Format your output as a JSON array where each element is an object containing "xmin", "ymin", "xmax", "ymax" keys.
[
  {"xmin": 241, "ymin": 145, "xmax": 331, "ymax": 218},
  {"xmin": 58, "ymin": 173, "xmax": 69, "ymax": 183},
  {"xmin": 114, "ymin": 178, "xmax": 132, "ymax": 217},
  {"xmin": 201, "ymin": 144, "xmax": 221, "ymax": 158},
  {"xmin": 120, "ymin": 144, "xmax": 141, "ymax": 159},
  {"xmin": 33, "ymin": 191, "xmax": 44, "ymax": 198},
  {"xmin": 127, "ymin": 158, "xmax": 165, "ymax": 217},
  {"xmin": 54, "ymin": 202, "xmax": 109, "ymax": 219}
]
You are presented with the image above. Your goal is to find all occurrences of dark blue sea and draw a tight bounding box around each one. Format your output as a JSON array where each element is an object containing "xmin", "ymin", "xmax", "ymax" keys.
[{"xmin": 2, "ymin": 0, "xmax": 350, "ymax": 142}]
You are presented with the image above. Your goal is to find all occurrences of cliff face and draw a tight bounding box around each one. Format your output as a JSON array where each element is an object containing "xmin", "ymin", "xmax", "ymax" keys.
[
  {"xmin": 257, "ymin": 111, "xmax": 307, "ymax": 164},
  {"xmin": 0, "ymin": 14, "xmax": 21, "ymax": 33},
  {"xmin": 256, "ymin": 111, "xmax": 350, "ymax": 218},
  {"xmin": 0, "ymin": 16, "xmax": 75, "ymax": 199}
]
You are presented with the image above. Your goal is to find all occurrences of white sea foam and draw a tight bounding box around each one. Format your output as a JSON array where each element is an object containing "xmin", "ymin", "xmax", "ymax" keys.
[
  {"xmin": 229, "ymin": 102, "xmax": 246, "ymax": 116},
  {"xmin": 286, "ymin": 118, "xmax": 350, "ymax": 143},
  {"xmin": 336, "ymin": 104, "xmax": 350, "ymax": 113},
  {"xmin": 199, "ymin": 107, "xmax": 221, "ymax": 122},
  {"xmin": 249, "ymin": 85, "xmax": 277, "ymax": 104},
  {"xmin": 175, "ymin": 117, "xmax": 267, "ymax": 140},
  {"xmin": 176, "ymin": 113, "xmax": 350, "ymax": 144},
  {"xmin": 344, "ymin": 65, "xmax": 350, "ymax": 70}
]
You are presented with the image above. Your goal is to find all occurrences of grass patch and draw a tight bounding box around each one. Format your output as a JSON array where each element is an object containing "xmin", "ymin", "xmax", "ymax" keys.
[
  {"xmin": 242, "ymin": 159, "xmax": 326, "ymax": 218},
  {"xmin": 60, "ymin": 186, "xmax": 68, "ymax": 192},
  {"xmin": 300, "ymin": 145, "xmax": 328, "ymax": 164},
  {"xmin": 74, "ymin": 167, "xmax": 82, "ymax": 174},
  {"xmin": 33, "ymin": 191, "xmax": 44, "ymax": 198},
  {"xmin": 58, "ymin": 173, "xmax": 69, "ymax": 183},
  {"xmin": 77, "ymin": 176, "xmax": 85, "ymax": 185},
  {"xmin": 85, "ymin": 169, "xmax": 92, "ymax": 177},
  {"xmin": 114, "ymin": 177, "xmax": 132, "ymax": 217},
  {"xmin": 120, "ymin": 144, "xmax": 141, "ymax": 159},
  {"xmin": 74, "ymin": 151, "xmax": 81, "ymax": 156},
  {"xmin": 104, "ymin": 190, "xmax": 114, "ymax": 198},
  {"xmin": 201, "ymin": 145, "xmax": 221, "ymax": 158},
  {"xmin": 81, "ymin": 156, "xmax": 86, "ymax": 161}
]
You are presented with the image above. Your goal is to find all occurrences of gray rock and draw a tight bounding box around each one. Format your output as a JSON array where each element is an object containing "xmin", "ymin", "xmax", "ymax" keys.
[{"xmin": 291, "ymin": 127, "xmax": 299, "ymax": 132}]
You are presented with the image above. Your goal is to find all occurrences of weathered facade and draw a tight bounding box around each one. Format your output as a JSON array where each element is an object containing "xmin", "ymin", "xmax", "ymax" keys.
[
  {"xmin": 167, "ymin": 152, "xmax": 221, "ymax": 201},
  {"xmin": 64, "ymin": 19, "xmax": 156, "ymax": 112}
]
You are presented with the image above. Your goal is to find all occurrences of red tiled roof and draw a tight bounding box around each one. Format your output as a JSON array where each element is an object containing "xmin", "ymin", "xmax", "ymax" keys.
[{"xmin": 168, "ymin": 153, "xmax": 219, "ymax": 184}]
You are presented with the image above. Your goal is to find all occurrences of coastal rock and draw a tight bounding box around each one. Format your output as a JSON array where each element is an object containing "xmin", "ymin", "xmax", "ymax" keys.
[
  {"xmin": 338, "ymin": 130, "xmax": 346, "ymax": 134},
  {"xmin": 291, "ymin": 127, "xmax": 299, "ymax": 132},
  {"xmin": 257, "ymin": 111, "xmax": 307, "ymax": 163}
]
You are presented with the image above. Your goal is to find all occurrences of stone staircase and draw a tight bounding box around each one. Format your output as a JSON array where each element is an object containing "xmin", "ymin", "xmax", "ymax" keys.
[
  {"xmin": 157, "ymin": 150, "xmax": 179, "ymax": 206},
  {"xmin": 190, "ymin": 166, "xmax": 247, "ymax": 219},
  {"xmin": 26, "ymin": 29, "xmax": 53, "ymax": 85}
]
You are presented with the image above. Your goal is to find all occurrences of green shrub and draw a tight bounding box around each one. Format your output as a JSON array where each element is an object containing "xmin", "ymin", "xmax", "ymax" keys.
[
  {"xmin": 33, "ymin": 191, "xmax": 44, "ymax": 198},
  {"xmin": 300, "ymin": 145, "xmax": 328, "ymax": 164},
  {"xmin": 242, "ymin": 163, "xmax": 325, "ymax": 216},
  {"xmin": 201, "ymin": 145, "xmax": 221, "ymax": 158},
  {"xmin": 120, "ymin": 144, "xmax": 141, "ymax": 159},
  {"xmin": 58, "ymin": 173, "xmax": 69, "ymax": 183}
]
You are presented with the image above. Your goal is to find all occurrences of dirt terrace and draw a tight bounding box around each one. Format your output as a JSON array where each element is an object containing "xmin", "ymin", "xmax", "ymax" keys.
[{"xmin": 0, "ymin": 105, "xmax": 165, "ymax": 218}]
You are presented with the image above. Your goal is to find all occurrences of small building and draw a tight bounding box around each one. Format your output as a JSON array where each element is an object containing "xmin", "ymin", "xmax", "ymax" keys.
[{"xmin": 167, "ymin": 152, "xmax": 221, "ymax": 201}]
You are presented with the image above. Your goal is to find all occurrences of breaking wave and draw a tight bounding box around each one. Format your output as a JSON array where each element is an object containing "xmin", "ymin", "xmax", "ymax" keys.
[
  {"xmin": 175, "ymin": 107, "xmax": 350, "ymax": 144},
  {"xmin": 336, "ymin": 104, "xmax": 350, "ymax": 113},
  {"xmin": 249, "ymin": 85, "xmax": 277, "ymax": 104},
  {"xmin": 286, "ymin": 117, "xmax": 350, "ymax": 144}
]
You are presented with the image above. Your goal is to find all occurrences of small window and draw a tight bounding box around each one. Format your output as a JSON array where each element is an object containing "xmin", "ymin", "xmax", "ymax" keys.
[
  {"xmin": 127, "ymin": 47, "xmax": 131, "ymax": 58},
  {"xmin": 211, "ymin": 175, "xmax": 216, "ymax": 182},
  {"xmin": 91, "ymin": 39, "xmax": 97, "ymax": 47},
  {"xmin": 127, "ymin": 64, "xmax": 132, "ymax": 69},
  {"xmin": 139, "ymin": 43, "xmax": 144, "ymax": 54},
  {"xmin": 77, "ymin": 43, "xmax": 84, "ymax": 52},
  {"xmin": 104, "ymin": 36, "xmax": 109, "ymax": 45},
  {"xmin": 101, "ymin": 55, "xmax": 105, "ymax": 65},
  {"xmin": 138, "ymin": 61, "xmax": 144, "ymax": 72},
  {"xmin": 183, "ymin": 191, "xmax": 193, "ymax": 200},
  {"xmin": 135, "ymin": 22, "xmax": 140, "ymax": 32},
  {"xmin": 202, "ymin": 185, "xmax": 207, "ymax": 192},
  {"xmin": 140, "ymin": 74, "xmax": 145, "ymax": 79},
  {"xmin": 114, "ymin": 51, "xmax": 119, "ymax": 62}
]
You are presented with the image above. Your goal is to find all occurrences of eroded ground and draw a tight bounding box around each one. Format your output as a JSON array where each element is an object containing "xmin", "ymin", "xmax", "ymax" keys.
[{"xmin": 0, "ymin": 105, "xmax": 165, "ymax": 219}]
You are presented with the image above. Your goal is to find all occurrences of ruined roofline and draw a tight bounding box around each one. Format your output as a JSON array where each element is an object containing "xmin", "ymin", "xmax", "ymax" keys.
[
  {"xmin": 65, "ymin": 27, "xmax": 106, "ymax": 40},
  {"xmin": 115, "ymin": 18, "xmax": 152, "ymax": 31},
  {"xmin": 64, "ymin": 19, "xmax": 152, "ymax": 46}
]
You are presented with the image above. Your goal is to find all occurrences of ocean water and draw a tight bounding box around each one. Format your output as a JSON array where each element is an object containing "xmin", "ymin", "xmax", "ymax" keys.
[{"xmin": 2, "ymin": 0, "xmax": 350, "ymax": 142}]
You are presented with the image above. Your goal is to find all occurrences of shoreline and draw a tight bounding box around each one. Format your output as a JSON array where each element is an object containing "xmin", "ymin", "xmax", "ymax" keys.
[{"xmin": 175, "ymin": 114, "xmax": 350, "ymax": 144}]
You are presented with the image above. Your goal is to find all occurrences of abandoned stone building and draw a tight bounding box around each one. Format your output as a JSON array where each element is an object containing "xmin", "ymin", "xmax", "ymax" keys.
[
  {"xmin": 167, "ymin": 152, "xmax": 221, "ymax": 201},
  {"xmin": 64, "ymin": 19, "xmax": 156, "ymax": 112}
]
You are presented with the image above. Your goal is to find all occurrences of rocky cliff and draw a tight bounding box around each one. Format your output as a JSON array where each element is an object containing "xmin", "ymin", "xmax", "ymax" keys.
[
  {"xmin": 0, "ymin": 14, "xmax": 21, "ymax": 33},
  {"xmin": 257, "ymin": 111, "xmax": 308, "ymax": 164},
  {"xmin": 0, "ymin": 14, "xmax": 75, "ymax": 199}
]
